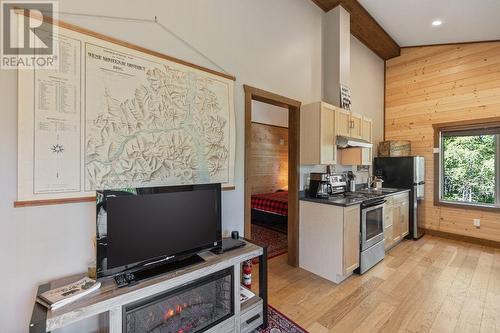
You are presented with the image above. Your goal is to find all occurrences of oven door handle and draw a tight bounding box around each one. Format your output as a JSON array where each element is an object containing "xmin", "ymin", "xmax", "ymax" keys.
[{"xmin": 361, "ymin": 199, "xmax": 386, "ymax": 209}]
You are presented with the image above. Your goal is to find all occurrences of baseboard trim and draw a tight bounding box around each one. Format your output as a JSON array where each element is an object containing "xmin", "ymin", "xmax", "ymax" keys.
[{"xmin": 423, "ymin": 228, "xmax": 500, "ymax": 249}]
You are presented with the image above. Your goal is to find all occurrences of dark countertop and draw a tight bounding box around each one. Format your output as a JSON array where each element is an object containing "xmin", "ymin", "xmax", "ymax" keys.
[{"xmin": 299, "ymin": 188, "xmax": 410, "ymax": 207}]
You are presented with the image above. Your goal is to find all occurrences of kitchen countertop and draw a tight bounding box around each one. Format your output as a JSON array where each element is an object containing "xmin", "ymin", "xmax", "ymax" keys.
[{"xmin": 299, "ymin": 188, "xmax": 410, "ymax": 207}]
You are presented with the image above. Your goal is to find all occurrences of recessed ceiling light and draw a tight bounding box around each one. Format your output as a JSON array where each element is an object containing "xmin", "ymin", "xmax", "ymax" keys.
[{"xmin": 432, "ymin": 20, "xmax": 443, "ymax": 26}]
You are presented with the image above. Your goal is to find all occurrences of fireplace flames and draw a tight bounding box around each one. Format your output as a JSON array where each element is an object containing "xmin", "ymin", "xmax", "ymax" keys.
[{"xmin": 163, "ymin": 303, "xmax": 188, "ymax": 321}]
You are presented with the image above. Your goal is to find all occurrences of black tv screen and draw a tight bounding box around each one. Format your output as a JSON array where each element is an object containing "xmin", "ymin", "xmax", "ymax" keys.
[{"xmin": 96, "ymin": 184, "xmax": 222, "ymax": 278}]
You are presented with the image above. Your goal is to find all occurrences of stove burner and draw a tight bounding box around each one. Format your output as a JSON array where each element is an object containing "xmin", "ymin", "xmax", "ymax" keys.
[{"xmin": 330, "ymin": 192, "xmax": 380, "ymax": 199}]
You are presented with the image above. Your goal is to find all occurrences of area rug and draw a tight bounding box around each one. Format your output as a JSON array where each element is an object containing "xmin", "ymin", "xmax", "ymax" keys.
[
  {"xmin": 257, "ymin": 305, "xmax": 309, "ymax": 333},
  {"xmin": 251, "ymin": 224, "xmax": 288, "ymax": 260}
]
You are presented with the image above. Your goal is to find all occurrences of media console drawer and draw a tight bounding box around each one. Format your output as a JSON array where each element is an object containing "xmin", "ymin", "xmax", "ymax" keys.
[{"xmin": 240, "ymin": 299, "xmax": 263, "ymax": 333}]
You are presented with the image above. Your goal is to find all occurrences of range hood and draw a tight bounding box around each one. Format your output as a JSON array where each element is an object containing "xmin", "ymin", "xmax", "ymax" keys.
[{"xmin": 337, "ymin": 136, "xmax": 372, "ymax": 149}]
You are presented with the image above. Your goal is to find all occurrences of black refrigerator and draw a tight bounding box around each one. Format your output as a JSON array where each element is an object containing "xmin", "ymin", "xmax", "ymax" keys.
[{"xmin": 374, "ymin": 156, "xmax": 425, "ymax": 240}]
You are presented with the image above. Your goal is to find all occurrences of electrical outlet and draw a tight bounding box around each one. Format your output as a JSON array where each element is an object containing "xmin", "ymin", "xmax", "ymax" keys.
[{"xmin": 473, "ymin": 219, "xmax": 481, "ymax": 228}]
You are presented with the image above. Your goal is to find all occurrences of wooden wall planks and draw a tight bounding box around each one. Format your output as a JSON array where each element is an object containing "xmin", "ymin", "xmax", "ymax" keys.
[
  {"xmin": 249, "ymin": 123, "xmax": 288, "ymax": 195},
  {"xmin": 385, "ymin": 41, "xmax": 500, "ymax": 242}
]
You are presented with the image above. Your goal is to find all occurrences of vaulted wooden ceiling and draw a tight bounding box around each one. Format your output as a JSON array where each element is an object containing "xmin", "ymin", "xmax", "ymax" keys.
[{"xmin": 311, "ymin": 0, "xmax": 400, "ymax": 60}]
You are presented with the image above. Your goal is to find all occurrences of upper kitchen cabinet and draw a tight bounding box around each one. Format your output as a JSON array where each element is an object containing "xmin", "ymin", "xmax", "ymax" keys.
[
  {"xmin": 335, "ymin": 108, "xmax": 351, "ymax": 137},
  {"xmin": 349, "ymin": 112, "xmax": 363, "ymax": 139},
  {"xmin": 300, "ymin": 102, "xmax": 337, "ymax": 165},
  {"xmin": 301, "ymin": 102, "xmax": 374, "ymax": 165},
  {"xmin": 361, "ymin": 117, "xmax": 373, "ymax": 142},
  {"xmin": 335, "ymin": 109, "xmax": 371, "ymax": 142}
]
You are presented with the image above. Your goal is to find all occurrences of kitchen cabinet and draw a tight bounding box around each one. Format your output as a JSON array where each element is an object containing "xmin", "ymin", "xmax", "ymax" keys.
[
  {"xmin": 300, "ymin": 102, "xmax": 337, "ymax": 165},
  {"xmin": 335, "ymin": 109, "xmax": 366, "ymax": 140},
  {"xmin": 300, "ymin": 102, "xmax": 373, "ymax": 165},
  {"xmin": 338, "ymin": 147, "xmax": 372, "ymax": 166},
  {"xmin": 350, "ymin": 112, "xmax": 363, "ymax": 139},
  {"xmin": 343, "ymin": 205, "xmax": 361, "ymax": 275},
  {"xmin": 400, "ymin": 199, "xmax": 409, "ymax": 236},
  {"xmin": 392, "ymin": 204, "xmax": 402, "ymax": 243},
  {"xmin": 299, "ymin": 200, "xmax": 360, "ymax": 284},
  {"xmin": 383, "ymin": 192, "xmax": 410, "ymax": 251},
  {"xmin": 335, "ymin": 108, "xmax": 351, "ymax": 137},
  {"xmin": 383, "ymin": 196, "xmax": 394, "ymax": 250},
  {"xmin": 361, "ymin": 117, "xmax": 373, "ymax": 142}
]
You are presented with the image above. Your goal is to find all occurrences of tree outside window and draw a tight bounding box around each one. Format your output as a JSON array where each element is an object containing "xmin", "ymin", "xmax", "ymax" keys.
[{"xmin": 442, "ymin": 134, "xmax": 496, "ymax": 205}]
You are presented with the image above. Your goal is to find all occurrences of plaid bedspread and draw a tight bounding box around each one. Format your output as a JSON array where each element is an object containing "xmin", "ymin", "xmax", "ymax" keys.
[{"xmin": 251, "ymin": 191, "xmax": 288, "ymax": 216}]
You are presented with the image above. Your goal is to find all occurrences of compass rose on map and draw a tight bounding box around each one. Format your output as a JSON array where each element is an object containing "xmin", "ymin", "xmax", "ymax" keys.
[{"xmin": 50, "ymin": 143, "xmax": 64, "ymax": 154}]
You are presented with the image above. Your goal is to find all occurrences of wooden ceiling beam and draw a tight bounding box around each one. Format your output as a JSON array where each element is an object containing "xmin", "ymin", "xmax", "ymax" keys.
[{"xmin": 312, "ymin": 0, "xmax": 400, "ymax": 60}]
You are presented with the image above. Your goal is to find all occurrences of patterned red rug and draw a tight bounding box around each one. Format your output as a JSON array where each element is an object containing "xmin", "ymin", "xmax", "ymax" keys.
[
  {"xmin": 251, "ymin": 224, "xmax": 288, "ymax": 259},
  {"xmin": 258, "ymin": 305, "xmax": 309, "ymax": 333}
]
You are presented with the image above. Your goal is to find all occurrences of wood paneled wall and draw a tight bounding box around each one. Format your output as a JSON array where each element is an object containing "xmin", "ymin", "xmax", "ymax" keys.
[
  {"xmin": 385, "ymin": 42, "xmax": 500, "ymax": 242},
  {"xmin": 249, "ymin": 122, "xmax": 288, "ymax": 195}
]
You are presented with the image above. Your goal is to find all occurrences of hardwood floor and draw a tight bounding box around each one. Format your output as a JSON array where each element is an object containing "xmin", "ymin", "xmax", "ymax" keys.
[{"xmin": 252, "ymin": 235, "xmax": 500, "ymax": 332}]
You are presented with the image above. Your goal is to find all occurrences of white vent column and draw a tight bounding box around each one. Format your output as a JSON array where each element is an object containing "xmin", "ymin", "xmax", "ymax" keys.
[{"xmin": 322, "ymin": 5, "xmax": 350, "ymax": 106}]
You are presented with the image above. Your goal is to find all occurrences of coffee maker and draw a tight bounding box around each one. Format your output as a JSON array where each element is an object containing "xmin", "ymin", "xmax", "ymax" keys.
[{"xmin": 309, "ymin": 173, "xmax": 332, "ymax": 198}]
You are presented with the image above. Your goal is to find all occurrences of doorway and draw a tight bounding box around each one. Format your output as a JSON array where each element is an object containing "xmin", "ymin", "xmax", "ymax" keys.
[{"xmin": 244, "ymin": 85, "xmax": 301, "ymax": 267}]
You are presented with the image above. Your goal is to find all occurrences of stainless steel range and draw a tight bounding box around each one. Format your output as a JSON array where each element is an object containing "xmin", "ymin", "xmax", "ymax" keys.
[{"xmin": 357, "ymin": 197, "xmax": 385, "ymax": 274}]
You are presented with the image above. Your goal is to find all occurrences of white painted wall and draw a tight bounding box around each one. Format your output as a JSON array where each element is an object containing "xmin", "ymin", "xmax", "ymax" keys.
[
  {"xmin": 0, "ymin": 1, "xmax": 322, "ymax": 332},
  {"xmin": 349, "ymin": 35, "xmax": 385, "ymax": 148},
  {"xmin": 251, "ymin": 100, "xmax": 289, "ymax": 128}
]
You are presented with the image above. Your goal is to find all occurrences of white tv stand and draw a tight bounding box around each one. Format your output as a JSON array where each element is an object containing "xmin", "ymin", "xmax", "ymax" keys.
[{"xmin": 29, "ymin": 240, "xmax": 267, "ymax": 333}]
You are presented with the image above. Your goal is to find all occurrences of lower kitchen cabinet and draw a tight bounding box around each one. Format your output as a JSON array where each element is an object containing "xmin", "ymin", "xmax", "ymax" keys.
[
  {"xmin": 384, "ymin": 192, "xmax": 409, "ymax": 251},
  {"xmin": 299, "ymin": 200, "xmax": 360, "ymax": 284},
  {"xmin": 343, "ymin": 205, "xmax": 361, "ymax": 275}
]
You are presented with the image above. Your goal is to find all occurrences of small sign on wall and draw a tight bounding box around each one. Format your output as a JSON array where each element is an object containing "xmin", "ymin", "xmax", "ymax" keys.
[{"xmin": 340, "ymin": 84, "xmax": 351, "ymax": 111}]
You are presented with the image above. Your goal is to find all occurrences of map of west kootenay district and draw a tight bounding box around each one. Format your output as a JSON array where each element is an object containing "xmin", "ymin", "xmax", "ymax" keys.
[{"xmin": 85, "ymin": 43, "xmax": 234, "ymax": 191}]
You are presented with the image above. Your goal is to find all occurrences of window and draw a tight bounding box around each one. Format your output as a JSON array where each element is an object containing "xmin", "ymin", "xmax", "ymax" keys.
[{"xmin": 439, "ymin": 125, "xmax": 500, "ymax": 208}]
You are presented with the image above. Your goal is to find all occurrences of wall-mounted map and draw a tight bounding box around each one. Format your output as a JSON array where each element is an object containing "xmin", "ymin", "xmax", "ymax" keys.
[{"xmin": 17, "ymin": 18, "xmax": 235, "ymax": 203}]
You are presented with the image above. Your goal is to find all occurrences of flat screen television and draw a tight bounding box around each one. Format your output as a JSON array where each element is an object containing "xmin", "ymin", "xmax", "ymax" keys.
[{"xmin": 96, "ymin": 183, "xmax": 222, "ymax": 279}]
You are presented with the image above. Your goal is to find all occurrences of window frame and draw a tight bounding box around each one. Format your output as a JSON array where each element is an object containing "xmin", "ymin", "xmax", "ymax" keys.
[{"xmin": 433, "ymin": 120, "xmax": 500, "ymax": 211}]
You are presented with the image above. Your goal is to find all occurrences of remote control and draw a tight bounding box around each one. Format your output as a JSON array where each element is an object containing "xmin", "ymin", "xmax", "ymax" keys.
[
  {"xmin": 114, "ymin": 274, "xmax": 128, "ymax": 288},
  {"xmin": 114, "ymin": 272, "xmax": 136, "ymax": 288}
]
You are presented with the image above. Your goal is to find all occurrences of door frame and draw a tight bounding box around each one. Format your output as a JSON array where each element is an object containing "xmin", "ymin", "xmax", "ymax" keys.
[{"xmin": 243, "ymin": 85, "xmax": 301, "ymax": 267}]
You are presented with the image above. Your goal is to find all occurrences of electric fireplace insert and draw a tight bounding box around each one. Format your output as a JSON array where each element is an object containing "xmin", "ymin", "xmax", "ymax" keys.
[{"xmin": 123, "ymin": 267, "xmax": 234, "ymax": 333}]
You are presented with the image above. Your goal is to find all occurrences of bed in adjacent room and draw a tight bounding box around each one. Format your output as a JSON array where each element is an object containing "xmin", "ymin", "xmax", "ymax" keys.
[{"xmin": 251, "ymin": 190, "xmax": 288, "ymax": 233}]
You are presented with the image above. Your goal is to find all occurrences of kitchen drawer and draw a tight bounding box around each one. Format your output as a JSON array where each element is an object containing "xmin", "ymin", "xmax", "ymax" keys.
[
  {"xmin": 240, "ymin": 300, "xmax": 263, "ymax": 333},
  {"xmin": 392, "ymin": 192, "xmax": 408, "ymax": 203}
]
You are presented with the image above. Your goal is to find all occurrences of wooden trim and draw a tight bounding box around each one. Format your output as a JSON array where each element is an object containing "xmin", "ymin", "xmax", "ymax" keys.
[
  {"xmin": 18, "ymin": 9, "xmax": 235, "ymax": 81},
  {"xmin": 432, "ymin": 117, "xmax": 500, "ymax": 209},
  {"xmin": 14, "ymin": 186, "xmax": 235, "ymax": 208},
  {"xmin": 14, "ymin": 196, "xmax": 96, "ymax": 208},
  {"xmin": 401, "ymin": 39, "xmax": 500, "ymax": 50},
  {"xmin": 244, "ymin": 85, "xmax": 301, "ymax": 109},
  {"xmin": 244, "ymin": 85, "xmax": 301, "ymax": 267},
  {"xmin": 434, "ymin": 200, "xmax": 500, "ymax": 212},
  {"xmin": 424, "ymin": 228, "xmax": 500, "ymax": 249},
  {"xmin": 432, "ymin": 117, "xmax": 500, "ymax": 131},
  {"xmin": 310, "ymin": 0, "xmax": 400, "ymax": 60},
  {"xmin": 250, "ymin": 121, "xmax": 289, "ymax": 130}
]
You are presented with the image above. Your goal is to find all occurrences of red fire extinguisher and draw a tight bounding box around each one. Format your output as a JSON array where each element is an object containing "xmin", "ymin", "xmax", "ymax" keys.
[{"xmin": 242, "ymin": 260, "xmax": 252, "ymax": 288}]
